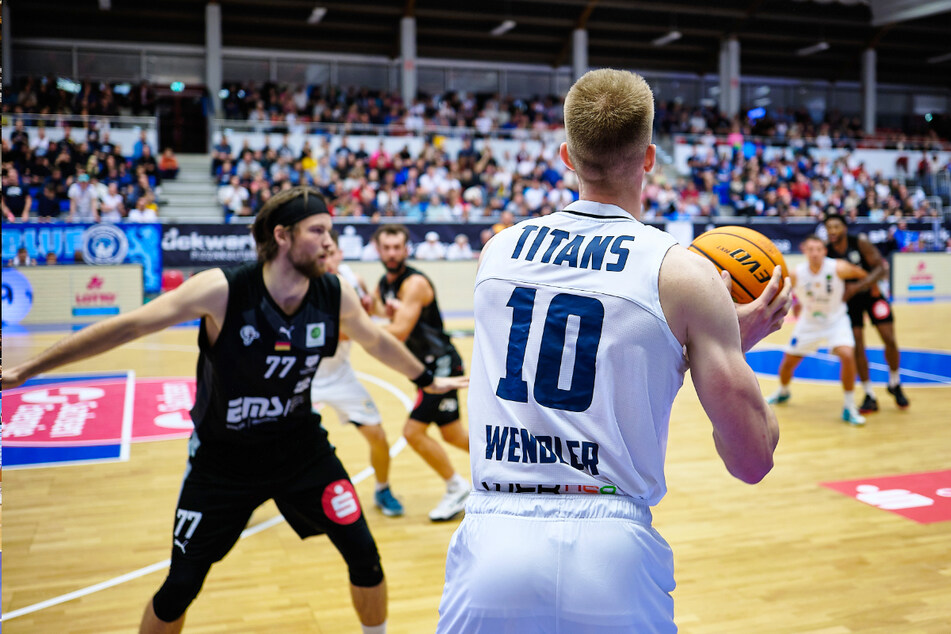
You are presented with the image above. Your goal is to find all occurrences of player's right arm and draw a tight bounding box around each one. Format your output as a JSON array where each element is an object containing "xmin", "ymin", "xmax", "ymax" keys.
[
  {"xmin": 661, "ymin": 247, "xmax": 783, "ymax": 484},
  {"xmin": 2, "ymin": 269, "xmax": 228, "ymax": 390}
]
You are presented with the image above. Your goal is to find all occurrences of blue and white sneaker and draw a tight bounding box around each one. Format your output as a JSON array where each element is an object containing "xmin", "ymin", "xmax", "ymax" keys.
[
  {"xmin": 766, "ymin": 390, "xmax": 791, "ymax": 405},
  {"xmin": 842, "ymin": 407, "xmax": 867, "ymax": 426},
  {"xmin": 374, "ymin": 486, "xmax": 404, "ymax": 517}
]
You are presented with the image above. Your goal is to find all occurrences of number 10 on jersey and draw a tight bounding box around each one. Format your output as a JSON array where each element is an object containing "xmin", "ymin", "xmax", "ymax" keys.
[{"xmin": 496, "ymin": 287, "xmax": 604, "ymax": 412}]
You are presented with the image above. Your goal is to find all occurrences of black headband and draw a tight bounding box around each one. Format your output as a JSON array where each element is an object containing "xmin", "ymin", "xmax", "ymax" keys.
[{"xmin": 268, "ymin": 194, "xmax": 329, "ymax": 232}]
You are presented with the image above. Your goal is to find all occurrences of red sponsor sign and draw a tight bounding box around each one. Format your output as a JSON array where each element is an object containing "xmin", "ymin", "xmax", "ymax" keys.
[
  {"xmin": 1, "ymin": 376, "xmax": 195, "ymax": 446},
  {"xmin": 2, "ymin": 378, "xmax": 132, "ymax": 446},
  {"xmin": 822, "ymin": 470, "xmax": 951, "ymax": 524},
  {"xmin": 132, "ymin": 378, "xmax": 196, "ymax": 441}
]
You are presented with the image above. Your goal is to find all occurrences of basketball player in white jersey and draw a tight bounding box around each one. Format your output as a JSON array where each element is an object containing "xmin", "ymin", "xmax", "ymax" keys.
[
  {"xmin": 767, "ymin": 235, "xmax": 882, "ymax": 426},
  {"xmin": 312, "ymin": 230, "xmax": 404, "ymax": 516},
  {"xmin": 437, "ymin": 69, "xmax": 792, "ymax": 633}
]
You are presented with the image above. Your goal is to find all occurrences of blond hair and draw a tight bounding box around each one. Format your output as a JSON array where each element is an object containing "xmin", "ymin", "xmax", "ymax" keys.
[{"xmin": 563, "ymin": 69, "xmax": 654, "ymax": 181}]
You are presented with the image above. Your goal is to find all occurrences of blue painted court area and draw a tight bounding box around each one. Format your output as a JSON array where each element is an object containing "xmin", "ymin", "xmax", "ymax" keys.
[{"xmin": 746, "ymin": 347, "xmax": 951, "ymax": 385}]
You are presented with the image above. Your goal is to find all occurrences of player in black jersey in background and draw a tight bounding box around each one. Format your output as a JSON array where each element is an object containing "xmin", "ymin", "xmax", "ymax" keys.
[
  {"xmin": 824, "ymin": 213, "xmax": 909, "ymax": 412},
  {"xmin": 371, "ymin": 225, "xmax": 471, "ymax": 522},
  {"xmin": 3, "ymin": 187, "xmax": 466, "ymax": 634}
]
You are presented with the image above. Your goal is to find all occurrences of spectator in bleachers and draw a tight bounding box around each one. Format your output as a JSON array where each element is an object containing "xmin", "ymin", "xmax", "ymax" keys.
[
  {"xmin": 45, "ymin": 251, "xmax": 58, "ymax": 265},
  {"xmin": 2, "ymin": 168, "xmax": 32, "ymax": 221},
  {"xmin": 158, "ymin": 148, "xmax": 180, "ymax": 180},
  {"xmin": 413, "ymin": 231, "xmax": 447, "ymax": 260},
  {"xmin": 445, "ymin": 234, "xmax": 474, "ymax": 260},
  {"xmin": 36, "ymin": 182, "xmax": 62, "ymax": 221},
  {"xmin": 127, "ymin": 193, "xmax": 159, "ymax": 223},
  {"xmin": 9, "ymin": 247, "xmax": 37, "ymax": 266},
  {"xmin": 218, "ymin": 174, "xmax": 250, "ymax": 216},
  {"xmin": 68, "ymin": 173, "xmax": 99, "ymax": 222},
  {"xmin": 99, "ymin": 181, "xmax": 126, "ymax": 223}
]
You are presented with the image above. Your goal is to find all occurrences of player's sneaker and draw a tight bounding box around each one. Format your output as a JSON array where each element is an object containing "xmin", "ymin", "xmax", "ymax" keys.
[
  {"xmin": 887, "ymin": 384, "xmax": 910, "ymax": 409},
  {"xmin": 858, "ymin": 394, "xmax": 879, "ymax": 414},
  {"xmin": 374, "ymin": 486, "xmax": 404, "ymax": 517},
  {"xmin": 429, "ymin": 488, "xmax": 469, "ymax": 522},
  {"xmin": 766, "ymin": 390, "xmax": 791, "ymax": 405},
  {"xmin": 842, "ymin": 407, "xmax": 867, "ymax": 426}
]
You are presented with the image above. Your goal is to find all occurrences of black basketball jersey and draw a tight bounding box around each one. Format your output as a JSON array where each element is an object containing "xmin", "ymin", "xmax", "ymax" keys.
[
  {"xmin": 378, "ymin": 266, "xmax": 455, "ymax": 367},
  {"xmin": 827, "ymin": 234, "xmax": 872, "ymax": 272},
  {"xmin": 827, "ymin": 233, "xmax": 875, "ymax": 300},
  {"xmin": 189, "ymin": 261, "xmax": 340, "ymax": 480}
]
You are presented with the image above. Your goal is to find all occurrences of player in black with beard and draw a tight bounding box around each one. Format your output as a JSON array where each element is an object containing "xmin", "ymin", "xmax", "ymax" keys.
[
  {"xmin": 372, "ymin": 225, "xmax": 471, "ymax": 522},
  {"xmin": 3, "ymin": 187, "xmax": 466, "ymax": 634}
]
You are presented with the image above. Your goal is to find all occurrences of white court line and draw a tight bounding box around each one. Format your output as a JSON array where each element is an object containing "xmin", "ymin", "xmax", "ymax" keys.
[{"xmin": 1, "ymin": 373, "xmax": 415, "ymax": 622}]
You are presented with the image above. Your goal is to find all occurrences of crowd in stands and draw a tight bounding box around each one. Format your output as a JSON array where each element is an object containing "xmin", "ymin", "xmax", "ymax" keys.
[
  {"xmin": 3, "ymin": 76, "xmax": 158, "ymax": 117},
  {"xmin": 1, "ymin": 119, "xmax": 178, "ymax": 223},
  {"xmin": 656, "ymin": 143, "xmax": 947, "ymax": 222},
  {"xmin": 219, "ymin": 81, "xmax": 566, "ymax": 137},
  {"xmin": 212, "ymin": 132, "xmax": 578, "ymax": 222},
  {"xmin": 656, "ymin": 99, "xmax": 950, "ymax": 151}
]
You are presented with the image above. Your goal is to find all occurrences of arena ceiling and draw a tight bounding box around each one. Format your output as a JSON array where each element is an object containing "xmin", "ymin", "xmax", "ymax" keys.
[{"xmin": 9, "ymin": 0, "xmax": 951, "ymax": 88}]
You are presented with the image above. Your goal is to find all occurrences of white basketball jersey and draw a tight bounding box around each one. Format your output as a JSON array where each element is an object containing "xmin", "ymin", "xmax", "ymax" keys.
[
  {"xmin": 314, "ymin": 265, "xmax": 362, "ymax": 383},
  {"xmin": 794, "ymin": 257, "xmax": 846, "ymax": 325},
  {"xmin": 469, "ymin": 200, "xmax": 687, "ymax": 506}
]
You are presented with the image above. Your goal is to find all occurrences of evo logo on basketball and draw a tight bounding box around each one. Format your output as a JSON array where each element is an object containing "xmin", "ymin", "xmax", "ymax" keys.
[
  {"xmin": 722, "ymin": 247, "xmax": 771, "ymax": 284},
  {"xmin": 306, "ymin": 322, "xmax": 326, "ymax": 347},
  {"xmin": 322, "ymin": 479, "xmax": 361, "ymax": 524}
]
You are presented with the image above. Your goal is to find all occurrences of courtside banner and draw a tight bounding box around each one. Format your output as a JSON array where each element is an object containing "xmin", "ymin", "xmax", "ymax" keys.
[
  {"xmin": 1, "ymin": 222, "xmax": 163, "ymax": 292},
  {"xmin": 161, "ymin": 224, "xmax": 257, "ymax": 267}
]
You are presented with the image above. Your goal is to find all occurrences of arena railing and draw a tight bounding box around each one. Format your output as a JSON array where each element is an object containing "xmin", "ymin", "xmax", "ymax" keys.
[{"xmin": 210, "ymin": 118, "xmax": 567, "ymax": 143}]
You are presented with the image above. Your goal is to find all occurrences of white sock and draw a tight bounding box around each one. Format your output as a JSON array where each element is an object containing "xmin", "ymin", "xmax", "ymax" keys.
[
  {"xmin": 375, "ymin": 482, "xmax": 389, "ymax": 492},
  {"xmin": 770, "ymin": 385, "xmax": 790, "ymax": 398},
  {"xmin": 447, "ymin": 473, "xmax": 467, "ymax": 493},
  {"xmin": 862, "ymin": 381, "xmax": 876, "ymax": 398},
  {"xmin": 844, "ymin": 391, "xmax": 856, "ymax": 409},
  {"xmin": 888, "ymin": 370, "xmax": 901, "ymax": 388},
  {"xmin": 362, "ymin": 621, "xmax": 386, "ymax": 634}
]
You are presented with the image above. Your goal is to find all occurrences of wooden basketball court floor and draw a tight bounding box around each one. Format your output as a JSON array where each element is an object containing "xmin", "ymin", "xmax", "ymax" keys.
[{"xmin": 2, "ymin": 303, "xmax": 950, "ymax": 633}]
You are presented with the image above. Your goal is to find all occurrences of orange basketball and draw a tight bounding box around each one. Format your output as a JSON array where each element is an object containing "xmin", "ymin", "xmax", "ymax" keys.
[{"xmin": 687, "ymin": 226, "xmax": 786, "ymax": 304}]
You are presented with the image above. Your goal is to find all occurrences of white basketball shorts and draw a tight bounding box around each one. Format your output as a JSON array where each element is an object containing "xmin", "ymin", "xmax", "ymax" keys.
[
  {"xmin": 786, "ymin": 313, "xmax": 855, "ymax": 356},
  {"xmin": 311, "ymin": 365, "xmax": 381, "ymax": 426},
  {"xmin": 437, "ymin": 491, "xmax": 676, "ymax": 634}
]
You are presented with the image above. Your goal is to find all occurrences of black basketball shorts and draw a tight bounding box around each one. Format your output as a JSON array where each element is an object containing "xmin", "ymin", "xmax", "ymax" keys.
[
  {"xmin": 410, "ymin": 348, "xmax": 464, "ymax": 426},
  {"xmin": 168, "ymin": 451, "xmax": 379, "ymax": 568}
]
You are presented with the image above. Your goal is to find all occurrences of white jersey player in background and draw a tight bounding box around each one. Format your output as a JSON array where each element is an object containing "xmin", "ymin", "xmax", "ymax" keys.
[
  {"xmin": 767, "ymin": 234, "xmax": 881, "ymax": 426},
  {"xmin": 312, "ymin": 229, "xmax": 404, "ymax": 516},
  {"xmin": 437, "ymin": 69, "xmax": 791, "ymax": 633}
]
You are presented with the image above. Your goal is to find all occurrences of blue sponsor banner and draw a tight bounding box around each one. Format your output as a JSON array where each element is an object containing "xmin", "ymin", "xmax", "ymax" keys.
[{"xmin": 1, "ymin": 223, "xmax": 162, "ymax": 293}]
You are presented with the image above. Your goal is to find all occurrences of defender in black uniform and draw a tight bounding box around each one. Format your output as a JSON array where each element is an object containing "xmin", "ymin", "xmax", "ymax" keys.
[
  {"xmin": 4, "ymin": 188, "xmax": 466, "ymax": 634},
  {"xmin": 824, "ymin": 213, "xmax": 909, "ymax": 412},
  {"xmin": 373, "ymin": 224, "xmax": 471, "ymax": 522}
]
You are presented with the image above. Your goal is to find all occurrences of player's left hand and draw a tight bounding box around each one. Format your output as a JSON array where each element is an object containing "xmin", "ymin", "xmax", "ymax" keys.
[
  {"xmin": 2, "ymin": 365, "xmax": 27, "ymax": 391},
  {"xmin": 726, "ymin": 267, "xmax": 792, "ymax": 352},
  {"xmin": 424, "ymin": 376, "xmax": 469, "ymax": 394}
]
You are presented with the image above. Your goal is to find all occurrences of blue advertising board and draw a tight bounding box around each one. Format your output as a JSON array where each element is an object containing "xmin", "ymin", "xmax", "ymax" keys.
[{"xmin": 1, "ymin": 223, "xmax": 162, "ymax": 293}]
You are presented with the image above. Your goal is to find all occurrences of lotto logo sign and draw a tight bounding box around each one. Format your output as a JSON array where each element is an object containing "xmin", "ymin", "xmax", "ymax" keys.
[
  {"xmin": 822, "ymin": 470, "xmax": 951, "ymax": 524},
  {"xmin": 321, "ymin": 479, "xmax": 362, "ymax": 525}
]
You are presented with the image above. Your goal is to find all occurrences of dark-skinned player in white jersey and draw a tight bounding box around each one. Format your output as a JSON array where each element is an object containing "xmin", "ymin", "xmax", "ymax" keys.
[{"xmin": 3, "ymin": 187, "xmax": 466, "ymax": 634}]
